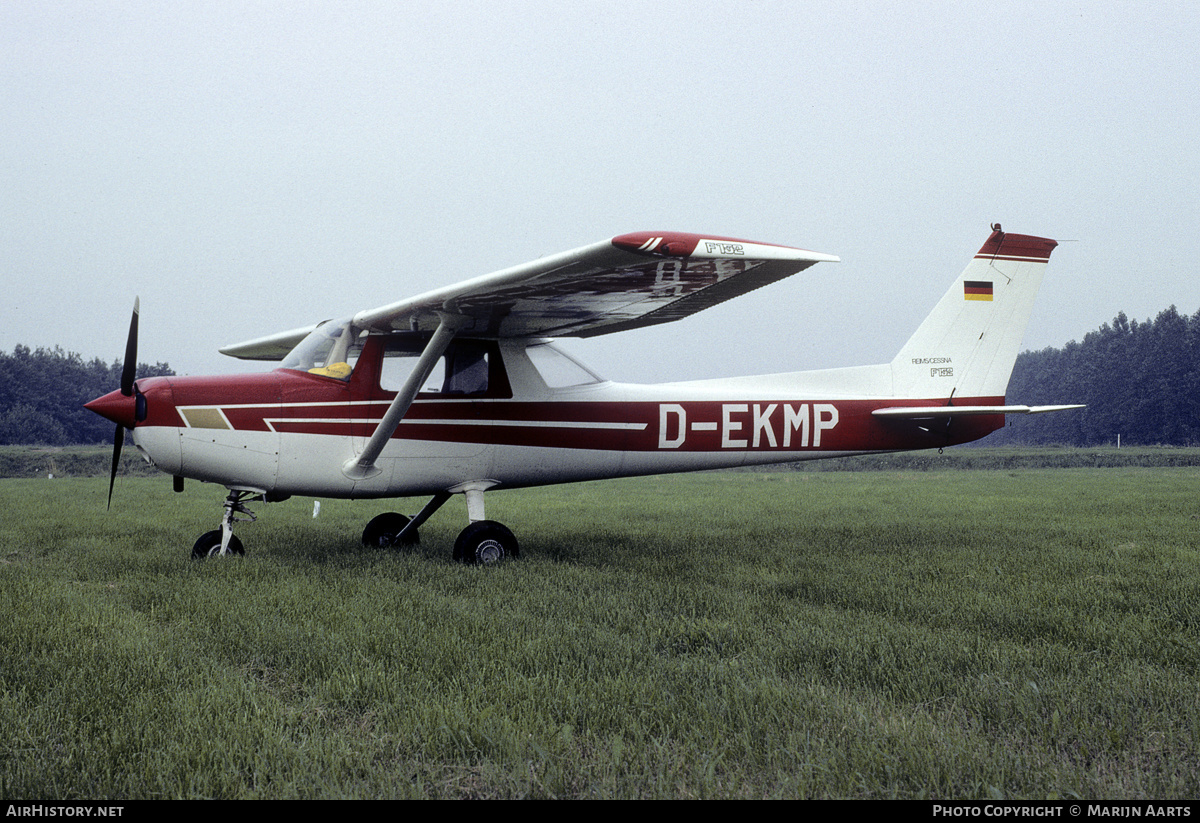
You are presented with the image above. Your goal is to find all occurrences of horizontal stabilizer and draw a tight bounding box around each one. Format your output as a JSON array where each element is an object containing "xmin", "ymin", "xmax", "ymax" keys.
[{"xmin": 872, "ymin": 404, "xmax": 1085, "ymax": 419}]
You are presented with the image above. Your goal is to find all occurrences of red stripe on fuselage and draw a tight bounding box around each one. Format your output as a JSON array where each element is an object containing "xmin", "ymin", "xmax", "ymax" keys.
[{"xmin": 150, "ymin": 379, "xmax": 1007, "ymax": 452}]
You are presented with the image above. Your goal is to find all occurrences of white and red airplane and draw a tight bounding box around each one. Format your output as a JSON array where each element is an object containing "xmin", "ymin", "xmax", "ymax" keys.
[{"xmin": 86, "ymin": 224, "xmax": 1080, "ymax": 563}]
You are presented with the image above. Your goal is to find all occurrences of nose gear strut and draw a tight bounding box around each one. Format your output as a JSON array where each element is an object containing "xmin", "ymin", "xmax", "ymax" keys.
[{"xmin": 191, "ymin": 490, "xmax": 262, "ymax": 559}]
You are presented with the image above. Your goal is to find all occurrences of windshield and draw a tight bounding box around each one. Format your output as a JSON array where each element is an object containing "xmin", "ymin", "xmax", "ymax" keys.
[{"xmin": 281, "ymin": 317, "xmax": 366, "ymax": 380}]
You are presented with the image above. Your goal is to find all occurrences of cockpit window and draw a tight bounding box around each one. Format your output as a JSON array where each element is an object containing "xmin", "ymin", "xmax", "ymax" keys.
[
  {"xmin": 281, "ymin": 318, "xmax": 366, "ymax": 381},
  {"xmin": 380, "ymin": 337, "xmax": 495, "ymax": 396},
  {"xmin": 525, "ymin": 342, "xmax": 603, "ymax": 388}
]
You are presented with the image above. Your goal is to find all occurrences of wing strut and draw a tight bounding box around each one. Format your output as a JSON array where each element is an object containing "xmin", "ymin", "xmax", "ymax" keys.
[{"xmin": 342, "ymin": 314, "xmax": 465, "ymax": 480}]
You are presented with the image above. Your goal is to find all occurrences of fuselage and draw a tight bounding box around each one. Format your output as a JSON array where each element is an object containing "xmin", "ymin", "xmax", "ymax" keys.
[{"xmin": 89, "ymin": 336, "xmax": 1002, "ymax": 500}]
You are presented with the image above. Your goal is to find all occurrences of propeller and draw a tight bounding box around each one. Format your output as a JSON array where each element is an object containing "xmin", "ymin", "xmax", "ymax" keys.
[
  {"xmin": 121, "ymin": 298, "xmax": 138, "ymax": 397},
  {"xmin": 107, "ymin": 298, "xmax": 139, "ymax": 509}
]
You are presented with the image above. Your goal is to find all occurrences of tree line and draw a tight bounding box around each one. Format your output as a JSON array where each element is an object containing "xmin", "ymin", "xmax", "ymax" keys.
[
  {"xmin": 2, "ymin": 304, "xmax": 1199, "ymax": 446},
  {"xmin": 0, "ymin": 345, "xmax": 173, "ymax": 446},
  {"xmin": 989, "ymin": 305, "xmax": 1200, "ymax": 447}
]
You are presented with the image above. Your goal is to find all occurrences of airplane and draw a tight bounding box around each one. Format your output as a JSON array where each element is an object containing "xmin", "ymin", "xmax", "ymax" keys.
[{"xmin": 85, "ymin": 224, "xmax": 1082, "ymax": 563}]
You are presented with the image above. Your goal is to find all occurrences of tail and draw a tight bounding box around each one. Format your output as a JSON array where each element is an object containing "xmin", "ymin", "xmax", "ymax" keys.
[{"xmin": 890, "ymin": 225, "xmax": 1057, "ymax": 400}]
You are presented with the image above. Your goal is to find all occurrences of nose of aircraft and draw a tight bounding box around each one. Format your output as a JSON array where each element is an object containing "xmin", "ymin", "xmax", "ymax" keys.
[{"xmin": 85, "ymin": 388, "xmax": 141, "ymax": 430}]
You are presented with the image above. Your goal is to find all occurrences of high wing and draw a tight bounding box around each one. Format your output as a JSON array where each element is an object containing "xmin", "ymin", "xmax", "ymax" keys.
[{"xmin": 221, "ymin": 231, "xmax": 838, "ymax": 359}]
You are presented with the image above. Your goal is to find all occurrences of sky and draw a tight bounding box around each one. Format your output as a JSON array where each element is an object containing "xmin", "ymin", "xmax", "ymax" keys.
[{"xmin": 3, "ymin": 1, "xmax": 1197, "ymax": 385}]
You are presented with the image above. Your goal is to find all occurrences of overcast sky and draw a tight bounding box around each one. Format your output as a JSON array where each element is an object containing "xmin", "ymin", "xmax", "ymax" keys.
[{"xmin": 3, "ymin": 1, "xmax": 1197, "ymax": 384}]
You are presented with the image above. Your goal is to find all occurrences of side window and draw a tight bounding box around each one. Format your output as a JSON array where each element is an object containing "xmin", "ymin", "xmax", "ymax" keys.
[
  {"xmin": 379, "ymin": 338, "xmax": 493, "ymax": 395},
  {"xmin": 379, "ymin": 347, "xmax": 444, "ymax": 393},
  {"xmin": 526, "ymin": 342, "xmax": 603, "ymax": 388},
  {"xmin": 441, "ymin": 344, "xmax": 489, "ymax": 394}
]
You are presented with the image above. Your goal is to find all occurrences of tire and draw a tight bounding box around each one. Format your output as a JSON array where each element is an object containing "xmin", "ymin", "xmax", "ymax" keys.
[
  {"xmin": 361, "ymin": 512, "xmax": 418, "ymax": 548},
  {"xmin": 192, "ymin": 530, "xmax": 245, "ymax": 559},
  {"xmin": 453, "ymin": 520, "xmax": 519, "ymax": 565}
]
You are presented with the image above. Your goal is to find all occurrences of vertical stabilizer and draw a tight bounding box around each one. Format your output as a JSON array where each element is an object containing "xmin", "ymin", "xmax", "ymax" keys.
[{"xmin": 890, "ymin": 226, "xmax": 1057, "ymax": 399}]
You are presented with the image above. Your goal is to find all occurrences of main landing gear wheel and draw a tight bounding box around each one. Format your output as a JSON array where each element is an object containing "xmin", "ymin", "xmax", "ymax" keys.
[
  {"xmin": 192, "ymin": 530, "xmax": 245, "ymax": 559},
  {"xmin": 361, "ymin": 512, "xmax": 419, "ymax": 548},
  {"xmin": 453, "ymin": 520, "xmax": 519, "ymax": 565}
]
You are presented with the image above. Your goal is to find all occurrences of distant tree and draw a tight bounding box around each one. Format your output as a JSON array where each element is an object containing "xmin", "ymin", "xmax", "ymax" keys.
[
  {"xmin": 0, "ymin": 345, "xmax": 173, "ymax": 445},
  {"xmin": 989, "ymin": 305, "xmax": 1200, "ymax": 446},
  {"xmin": 0, "ymin": 402, "xmax": 67, "ymax": 446}
]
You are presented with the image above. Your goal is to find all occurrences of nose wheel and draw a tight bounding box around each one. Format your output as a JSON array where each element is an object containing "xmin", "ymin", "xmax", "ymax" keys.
[
  {"xmin": 192, "ymin": 530, "xmax": 245, "ymax": 559},
  {"xmin": 192, "ymin": 489, "xmax": 260, "ymax": 560}
]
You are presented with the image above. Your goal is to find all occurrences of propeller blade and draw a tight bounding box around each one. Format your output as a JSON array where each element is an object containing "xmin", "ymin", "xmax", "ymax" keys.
[
  {"xmin": 106, "ymin": 298, "xmax": 139, "ymax": 509},
  {"xmin": 108, "ymin": 424, "xmax": 124, "ymax": 510},
  {"xmin": 120, "ymin": 298, "xmax": 139, "ymax": 397}
]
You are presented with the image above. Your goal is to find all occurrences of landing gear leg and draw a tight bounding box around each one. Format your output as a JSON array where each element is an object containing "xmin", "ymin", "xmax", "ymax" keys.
[
  {"xmin": 451, "ymin": 484, "xmax": 518, "ymax": 564},
  {"xmin": 192, "ymin": 489, "xmax": 259, "ymax": 559}
]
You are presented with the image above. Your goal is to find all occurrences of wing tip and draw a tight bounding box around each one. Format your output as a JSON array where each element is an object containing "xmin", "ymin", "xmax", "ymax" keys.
[
  {"xmin": 219, "ymin": 324, "xmax": 317, "ymax": 361},
  {"xmin": 612, "ymin": 231, "xmax": 838, "ymax": 262}
]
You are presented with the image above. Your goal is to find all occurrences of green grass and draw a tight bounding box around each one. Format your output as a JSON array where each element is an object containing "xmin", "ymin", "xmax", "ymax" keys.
[
  {"xmin": 2, "ymin": 469, "xmax": 1199, "ymax": 798},
  {"xmin": 7, "ymin": 444, "xmax": 1200, "ymax": 480}
]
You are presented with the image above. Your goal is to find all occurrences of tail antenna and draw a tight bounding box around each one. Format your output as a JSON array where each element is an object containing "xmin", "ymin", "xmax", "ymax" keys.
[{"xmin": 988, "ymin": 223, "xmax": 1008, "ymax": 264}]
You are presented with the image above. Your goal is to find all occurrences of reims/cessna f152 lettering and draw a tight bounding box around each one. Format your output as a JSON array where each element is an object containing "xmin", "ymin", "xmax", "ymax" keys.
[{"xmin": 86, "ymin": 224, "xmax": 1081, "ymax": 563}]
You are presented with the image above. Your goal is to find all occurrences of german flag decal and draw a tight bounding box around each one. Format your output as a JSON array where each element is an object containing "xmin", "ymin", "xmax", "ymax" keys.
[{"xmin": 964, "ymin": 280, "xmax": 993, "ymax": 301}]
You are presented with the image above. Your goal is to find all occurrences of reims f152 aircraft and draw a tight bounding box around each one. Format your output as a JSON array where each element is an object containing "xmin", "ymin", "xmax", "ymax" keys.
[{"xmin": 86, "ymin": 224, "xmax": 1080, "ymax": 563}]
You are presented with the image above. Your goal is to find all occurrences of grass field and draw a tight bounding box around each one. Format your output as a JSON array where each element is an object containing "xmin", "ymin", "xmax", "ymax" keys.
[{"xmin": 2, "ymin": 465, "xmax": 1199, "ymax": 798}]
